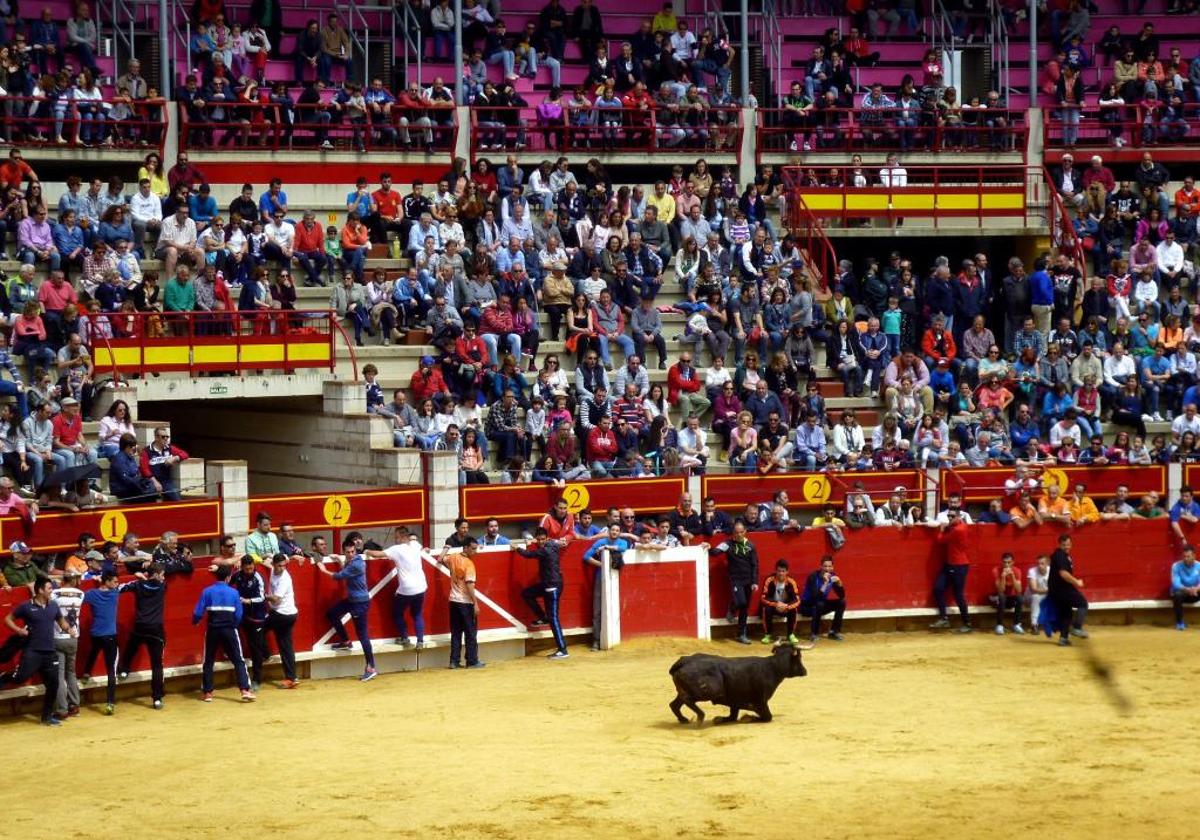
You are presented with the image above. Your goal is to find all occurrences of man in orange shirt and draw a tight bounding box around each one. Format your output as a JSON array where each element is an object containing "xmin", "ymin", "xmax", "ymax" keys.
[
  {"xmin": 1037, "ymin": 482, "xmax": 1072, "ymax": 525},
  {"xmin": 368, "ymin": 171, "xmax": 404, "ymax": 244},
  {"xmin": 292, "ymin": 210, "xmax": 328, "ymax": 287},
  {"xmin": 441, "ymin": 537, "xmax": 484, "ymax": 669},
  {"xmin": 1009, "ymin": 490, "xmax": 1045, "ymax": 529},
  {"xmin": 930, "ymin": 508, "xmax": 972, "ymax": 632},
  {"xmin": 1176, "ymin": 176, "xmax": 1200, "ymax": 217},
  {"xmin": 1067, "ymin": 482, "xmax": 1101, "ymax": 525}
]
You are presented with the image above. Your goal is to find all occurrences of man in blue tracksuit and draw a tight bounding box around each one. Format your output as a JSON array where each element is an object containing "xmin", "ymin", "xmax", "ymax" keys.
[
  {"xmin": 192, "ymin": 564, "xmax": 255, "ymax": 702},
  {"xmin": 582, "ymin": 523, "xmax": 632, "ymax": 651},
  {"xmin": 81, "ymin": 570, "xmax": 122, "ymax": 715},
  {"xmin": 516, "ymin": 528, "xmax": 568, "ymax": 659},
  {"xmin": 316, "ymin": 535, "xmax": 377, "ymax": 682}
]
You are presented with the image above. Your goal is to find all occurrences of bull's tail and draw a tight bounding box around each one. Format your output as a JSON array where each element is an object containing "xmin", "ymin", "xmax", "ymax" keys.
[{"xmin": 668, "ymin": 656, "xmax": 687, "ymax": 675}]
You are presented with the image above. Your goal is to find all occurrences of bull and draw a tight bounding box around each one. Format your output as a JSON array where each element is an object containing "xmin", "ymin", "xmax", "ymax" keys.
[{"xmin": 668, "ymin": 643, "xmax": 810, "ymax": 724}]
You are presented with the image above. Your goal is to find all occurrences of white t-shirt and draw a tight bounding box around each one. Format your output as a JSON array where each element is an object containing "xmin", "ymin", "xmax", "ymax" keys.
[
  {"xmin": 52, "ymin": 586, "xmax": 84, "ymax": 639},
  {"xmin": 386, "ymin": 541, "xmax": 428, "ymax": 596},
  {"xmin": 269, "ymin": 568, "xmax": 297, "ymax": 616},
  {"xmin": 1027, "ymin": 565, "xmax": 1049, "ymax": 595}
]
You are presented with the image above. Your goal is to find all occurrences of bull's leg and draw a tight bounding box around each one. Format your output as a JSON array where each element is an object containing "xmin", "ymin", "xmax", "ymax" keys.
[
  {"xmin": 685, "ymin": 700, "xmax": 705, "ymax": 723},
  {"xmin": 670, "ymin": 695, "xmax": 689, "ymax": 723},
  {"xmin": 753, "ymin": 701, "xmax": 773, "ymax": 723},
  {"xmin": 715, "ymin": 705, "xmax": 741, "ymax": 724}
]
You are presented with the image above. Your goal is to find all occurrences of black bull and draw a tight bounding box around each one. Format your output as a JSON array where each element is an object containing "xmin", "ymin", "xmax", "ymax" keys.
[{"xmin": 669, "ymin": 643, "xmax": 810, "ymax": 724}]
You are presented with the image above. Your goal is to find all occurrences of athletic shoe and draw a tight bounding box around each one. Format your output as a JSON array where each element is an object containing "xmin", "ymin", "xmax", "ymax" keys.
[
  {"xmin": 1013, "ymin": 624, "xmax": 1025, "ymax": 635},
  {"xmin": 152, "ymin": 700, "xmax": 163, "ymax": 710},
  {"xmin": 1153, "ymin": 413, "xmax": 1165, "ymax": 422},
  {"xmin": 1069, "ymin": 627, "xmax": 1090, "ymax": 639},
  {"xmin": 202, "ymin": 692, "xmax": 214, "ymax": 702},
  {"xmin": 1058, "ymin": 637, "xmax": 1071, "ymax": 646},
  {"xmin": 547, "ymin": 650, "xmax": 569, "ymax": 659},
  {"xmin": 280, "ymin": 679, "xmax": 299, "ymax": 689},
  {"xmin": 67, "ymin": 705, "xmax": 80, "ymax": 717},
  {"xmin": 589, "ymin": 643, "xmax": 601, "ymax": 651},
  {"xmin": 81, "ymin": 674, "xmax": 92, "ymax": 684},
  {"xmin": 1177, "ymin": 622, "xmax": 1187, "ymax": 631},
  {"xmin": 241, "ymin": 689, "xmax": 256, "ymax": 702},
  {"xmin": 787, "ymin": 634, "xmax": 800, "ymax": 644},
  {"xmin": 414, "ymin": 641, "xmax": 425, "ymax": 650},
  {"xmin": 42, "ymin": 716, "xmax": 62, "ymax": 726},
  {"xmin": 735, "ymin": 635, "xmax": 752, "ymax": 645},
  {"xmin": 956, "ymin": 625, "xmax": 972, "ymax": 634},
  {"xmin": 395, "ymin": 637, "xmax": 411, "ymax": 647},
  {"xmin": 103, "ymin": 703, "xmax": 114, "ymax": 716},
  {"xmin": 827, "ymin": 632, "xmax": 844, "ymax": 641},
  {"xmin": 118, "ymin": 671, "xmax": 129, "ymax": 681},
  {"xmin": 760, "ymin": 634, "xmax": 773, "ymax": 644},
  {"xmin": 466, "ymin": 661, "xmax": 487, "ymax": 669},
  {"xmin": 929, "ymin": 618, "xmax": 951, "ymax": 629},
  {"xmin": 448, "ymin": 661, "xmax": 462, "ymax": 669},
  {"xmin": 530, "ymin": 619, "xmax": 549, "ymax": 628},
  {"xmin": 360, "ymin": 667, "xmax": 378, "ymax": 682},
  {"xmin": 330, "ymin": 641, "xmax": 353, "ymax": 651},
  {"xmin": 994, "ymin": 624, "xmax": 1005, "ymax": 635},
  {"xmin": 251, "ymin": 681, "xmax": 260, "ymax": 693}
]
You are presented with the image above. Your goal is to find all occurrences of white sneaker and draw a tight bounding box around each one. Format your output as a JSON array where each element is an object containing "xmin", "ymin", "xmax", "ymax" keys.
[
  {"xmin": 803, "ymin": 142, "xmax": 812, "ymax": 151},
  {"xmin": 1115, "ymin": 137, "xmax": 1125, "ymax": 147},
  {"xmin": 789, "ymin": 140, "xmax": 798, "ymax": 151},
  {"xmin": 1153, "ymin": 413, "xmax": 1165, "ymax": 422},
  {"xmin": 994, "ymin": 624, "xmax": 1005, "ymax": 635},
  {"xmin": 320, "ymin": 140, "xmax": 334, "ymax": 149},
  {"xmin": 1141, "ymin": 413, "xmax": 1154, "ymax": 424},
  {"xmin": 1013, "ymin": 624, "xmax": 1025, "ymax": 635}
]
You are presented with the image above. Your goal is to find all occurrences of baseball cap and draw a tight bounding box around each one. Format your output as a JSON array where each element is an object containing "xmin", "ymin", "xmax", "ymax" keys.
[
  {"xmin": 9, "ymin": 540, "xmax": 30, "ymax": 554},
  {"xmin": 421, "ymin": 355, "xmax": 434, "ymax": 366},
  {"xmin": 84, "ymin": 550, "xmax": 105, "ymax": 562}
]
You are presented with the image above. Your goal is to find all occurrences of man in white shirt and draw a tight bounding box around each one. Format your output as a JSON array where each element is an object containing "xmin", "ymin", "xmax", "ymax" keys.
[
  {"xmin": 1172, "ymin": 402, "xmax": 1200, "ymax": 443},
  {"xmin": 1102, "ymin": 342, "xmax": 1137, "ymax": 408},
  {"xmin": 500, "ymin": 202, "xmax": 534, "ymax": 244},
  {"xmin": 263, "ymin": 209, "xmax": 296, "ymax": 269},
  {"xmin": 879, "ymin": 153, "xmax": 908, "ymax": 227},
  {"xmin": 155, "ymin": 206, "xmax": 203, "ymax": 279},
  {"xmin": 1156, "ymin": 230, "xmax": 1189, "ymax": 291},
  {"xmin": 366, "ymin": 526, "xmax": 428, "ymax": 648},
  {"xmin": 266, "ymin": 553, "xmax": 300, "ymax": 689},
  {"xmin": 51, "ymin": 571, "xmax": 84, "ymax": 718},
  {"xmin": 669, "ymin": 20, "xmax": 697, "ymax": 65},
  {"xmin": 129, "ymin": 178, "xmax": 163, "ymax": 252}
]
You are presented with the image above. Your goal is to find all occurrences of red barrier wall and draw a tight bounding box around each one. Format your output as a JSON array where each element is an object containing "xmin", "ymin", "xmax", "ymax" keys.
[
  {"xmin": 619, "ymin": 560, "xmax": 698, "ymax": 639},
  {"xmin": 0, "ymin": 499, "xmax": 223, "ymax": 555},
  {"xmin": 459, "ymin": 476, "xmax": 687, "ymax": 522},
  {"xmin": 942, "ymin": 466, "xmax": 1167, "ymax": 503},
  {"xmin": 702, "ymin": 471, "xmax": 926, "ymax": 510},
  {"xmin": 247, "ymin": 488, "xmax": 426, "ymax": 532}
]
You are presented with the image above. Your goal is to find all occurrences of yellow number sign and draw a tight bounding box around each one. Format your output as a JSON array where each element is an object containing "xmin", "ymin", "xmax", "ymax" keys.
[
  {"xmin": 802, "ymin": 475, "xmax": 832, "ymax": 504},
  {"xmin": 562, "ymin": 484, "xmax": 590, "ymax": 514},
  {"xmin": 323, "ymin": 495, "xmax": 352, "ymax": 527},
  {"xmin": 1042, "ymin": 469, "xmax": 1068, "ymax": 496},
  {"xmin": 99, "ymin": 510, "xmax": 129, "ymax": 543}
]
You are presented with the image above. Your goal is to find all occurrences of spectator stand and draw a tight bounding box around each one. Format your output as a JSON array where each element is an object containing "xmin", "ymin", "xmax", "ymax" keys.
[
  {"xmin": 940, "ymin": 463, "xmax": 1167, "ymax": 505},
  {"xmin": 0, "ymin": 97, "xmax": 168, "ymax": 160},
  {"xmin": 1044, "ymin": 105, "xmax": 1200, "ymax": 165},
  {"xmin": 457, "ymin": 475, "xmax": 687, "ymax": 524},
  {"xmin": 702, "ymin": 469, "xmax": 928, "ymax": 512}
]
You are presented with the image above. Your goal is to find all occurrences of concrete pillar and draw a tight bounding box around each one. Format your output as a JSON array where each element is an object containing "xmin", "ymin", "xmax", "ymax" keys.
[
  {"xmin": 91, "ymin": 384, "xmax": 138, "ymax": 422},
  {"xmin": 206, "ymin": 460, "xmax": 250, "ymax": 547},
  {"xmin": 737, "ymin": 106, "xmax": 756, "ymax": 186},
  {"xmin": 322, "ymin": 379, "xmax": 366, "ymax": 416},
  {"xmin": 453, "ymin": 105, "xmax": 471, "ymax": 163},
  {"xmin": 424, "ymin": 450, "xmax": 461, "ymax": 548}
]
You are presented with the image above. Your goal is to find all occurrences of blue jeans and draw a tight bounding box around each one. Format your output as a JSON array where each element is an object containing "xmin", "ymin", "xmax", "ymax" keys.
[
  {"xmin": 933, "ymin": 564, "xmax": 970, "ymax": 625},
  {"xmin": 19, "ymin": 248, "xmax": 61, "ymax": 271},
  {"xmin": 522, "ymin": 583, "xmax": 567, "ymax": 653},
  {"xmin": 392, "ymin": 591, "xmax": 425, "ymax": 643},
  {"xmin": 342, "ymin": 246, "xmax": 366, "ymax": 282},
  {"xmin": 485, "ymin": 50, "xmax": 514, "ymax": 77},
  {"xmin": 595, "ymin": 333, "xmax": 634, "ymax": 366},
  {"xmin": 481, "ymin": 332, "xmax": 521, "ymax": 367},
  {"xmin": 97, "ymin": 443, "xmax": 121, "ymax": 460},
  {"xmin": 326, "ymin": 598, "xmax": 374, "ymax": 669},
  {"xmin": 590, "ymin": 459, "xmax": 615, "ymax": 477},
  {"xmin": 317, "ymin": 51, "xmax": 353, "ymax": 83},
  {"xmin": 431, "ymin": 30, "xmax": 453, "ymax": 59},
  {"xmin": 295, "ymin": 250, "xmax": 327, "ymax": 286},
  {"xmin": 1076, "ymin": 416, "xmax": 1101, "ymax": 438},
  {"xmin": 0, "ymin": 380, "xmax": 28, "ymax": 419}
]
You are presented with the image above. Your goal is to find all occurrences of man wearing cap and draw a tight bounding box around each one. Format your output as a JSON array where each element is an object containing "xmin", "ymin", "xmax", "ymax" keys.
[
  {"xmin": 2, "ymin": 575, "xmax": 72, "ymax": 725},
  {"xmin": 293, "ymin": 210, "xmax": 328, "ymax": 287},
  {"xmin": 245, "ymin": 511, "xmax": 280, "ymax": 559},
  {"xmin": 0, "ymin": 541, "xmax": 39, "ymax": 593},
  {"xmin": 51, "ymin": 397, "xmax": 97, "ymax": 467},
  {"xmin": 409, "ymin": 355, "xmax": 451, "ymax": 404}
]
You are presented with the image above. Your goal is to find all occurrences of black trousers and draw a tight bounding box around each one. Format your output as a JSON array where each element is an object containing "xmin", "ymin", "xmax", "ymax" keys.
[
  {"xmin": 266, "ymin": 612, "xmax": 298, "ymax": 681},
  {"xmin": 807, "ymin": 600, "xmax": 845, "ymax": 636},
  {"xmin": 760, "ymin": 607, "xmax": 797, "ymax": 636},
  {"xmin": 996, "ymin": 593, "xmax": 1022, "ymax": 627},
  {"xmin": 121, "ymin": 622, "xmax": 165, "ymax": 701},
  {"xmin": 934, "ymin": 564, "xmax": 970, "ymax": 624},
  {"xmin": 202, "ymin": 626, "xmax": 250, "ymax": 693},
  {"xmin": 729, "ymin": 582, "xmax": 754, "ymax": 636},
  {"xmin": 4, "ymin": 648, "xmax": 59, "ymax": 721},
  {"xmin": 1052, "ymin": 589, "xmax": 1089, "ymax": 640},
  {"xmin": 240, "ymin": 620, "xmax": 269, "ymax": 684},
  {"xmin": 1173, "ymin": 591, "xmax": 1200, "ymax": 624},
  {"xmin": 449, "ymin": 601, "xmax": 480, "ymax": 666},
  {"xmin": 82, "ymin": 634, "xmax": 119, "ymax": 705}
]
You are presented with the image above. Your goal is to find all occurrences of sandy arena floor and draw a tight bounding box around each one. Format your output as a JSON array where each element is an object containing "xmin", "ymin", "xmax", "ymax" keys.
[{"xmin": 1, "ymin": 626, "xmax": 1194, "ymax": 839}]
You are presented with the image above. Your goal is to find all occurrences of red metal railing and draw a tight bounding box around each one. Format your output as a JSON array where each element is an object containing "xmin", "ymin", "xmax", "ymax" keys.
[
  {"xmin": 469, "ymin": 105, "xmax": 744, "ymax": 160},
  {"xmin": 756, "ymin": 106, "xmax": 1028, "ymax": 164},
  {"xmin": 1043, "ymin": 103, "xmax": 1199, "ymax": 151},
  {"xmin": 1043, "ymin": 165, "xmax": 1091, "ymax": 282},
  {"xmin": 0, "ymin": 96, "xmax": 168, "ymax": 155},
  {"xmin": 88, "ymin": 309, "xmax": 337, "ymax": 378},
  {"xmin": 780, "ymin": 163, "xmax": 1041, "ymax": 229},
  {"xmin": 178, "ymin": 101, "xmax": 459, "ymax": 153},
  {"xmin": 791, "ymin": 201, "xmax": 836, "ymax": 291}
]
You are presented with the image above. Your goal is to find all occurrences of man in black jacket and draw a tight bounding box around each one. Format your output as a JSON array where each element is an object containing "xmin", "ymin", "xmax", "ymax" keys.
[
  {"xmin": 801, "ymin": 555, "xmax": 846, "ymax": 641},
  {"xmin": 759, "ymin": 559, "xmax": 801, "ymax": 644},
  {"xmin": 709, "ymin": 519, "xmax": 759, "ymax": 644},
  {"xmin": 668, "ymin": 493, "xmax": 703, "ymax": 543},
  {"xmin": 231, "ymin": 555, "xmax": 270, "ymax": 691},
  {"xmin": 517, "ymin": 528, "xmax": 569, "ymax": 659},
  {"xmin": 118, "ymin": 562, "xmax": 169, "ymax": 708}
]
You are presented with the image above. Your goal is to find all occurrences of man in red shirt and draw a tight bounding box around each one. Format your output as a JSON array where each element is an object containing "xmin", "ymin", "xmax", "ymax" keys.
[
  {"xmin": 0, "ymin": 149, "xmax": 37, "ymax": 191},
  {"xmin": 993, "ymin": 552, "xmax": 1025, "ymax": 635},
  {"xmin": 409, "ymin": 355, "xmax": 450, "ymax": 403},
  {"xmin": 538, "ymin": 498, "xmax": 575, "ymax": 543},
  {"xmin": 292, "ymin": 210, "xmax": 328, "ymax": 287},
  {"xmin": 52, "ymin": 397, "xmax": 98, "ymax": 468},
  {"xmin": 930, "ymin": 508, "xmax": 971, "ymax": 632},
  {"xmin": 369, "ymin": 171, "xmax": 404, "ymax": 244},
  {"xmin": 586, "ymin": 415, "xmax": 619, "ymax": 477}
]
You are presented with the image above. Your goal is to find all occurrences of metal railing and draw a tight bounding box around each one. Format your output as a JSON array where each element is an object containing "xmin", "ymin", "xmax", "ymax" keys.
[
  {"xmin": 1043, "ymin": 103, "xmax": 1200, "ymax": 151},
  {"xmin": 1043, "ymin": 165, "xmax": 1090, "ymax": 283},
  {"xmin": 781, "ymin": 163, "xmax": 1045, "ymax": 229},
  {"xmin": 930, "ymin": 0, "xmax": 958, "ymax": 90},
  {"xmin": 988, "ymin": 0, "xmax": 1010, "ymax": 101},
  {"xmin": 759, "ymin": 0, "xmax": 786, "ymax": 106},
  {"xmin": 347, "ymin": 0, "xmax": 396, "ymax": 88},
  {"xmin": 755, "ymin": 106, "xmax": 1026, "ymax": 161},
  {"xmin": 395, "ymin": 0, "xmax": 423, "ymax": 89},
  {"xmin": 0, "ymin": 96, "xmax": 168, "ymax": 154},
  {"xmin": 469, "ymin": 105, "xmax": 743, "ymax": 159},
  {"xmin": 90, "ymin": 308, "xmax": 338, "ymax": 378},
  {"xmin": 177, "ymin": 100, "xmax": 458, "ymax": 153}
]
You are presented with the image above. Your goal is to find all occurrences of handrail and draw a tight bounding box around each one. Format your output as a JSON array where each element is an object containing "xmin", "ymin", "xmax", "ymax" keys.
[
  {"xmin": 346, "ymin": 1, "xmax": 397, "ymax": 88},
  {"xmin": 989, "ymin": 0, "xmax": 1010, "ymax": 99},
  {"xmin": 1042, "ymin": 164, "xmax": 1090, "ymax": 283},
  {"xmin": 0, "ymin": 96, "xmax": 168, "ymax": 156},
  {"xmin": 1043, "ymin": 103, "xmax": 1200, "ymax": 151},
  {"xmin": 330, "ymin": 316, "xmax": 360, "ymax": 382},
  {"xmin": 930, "ymin": 0, "xmax": 958, "ymax": 90},
  {"xmin": 395, "ymin": 0, "xmax": 423, "ymax": 88},
  {"xmin": 759, "ymin": 0, "xmax": 785, "ymax": 107},
  {"xmin": 792, "ymin": 201, "xmax": 836, "ymax": 292}
]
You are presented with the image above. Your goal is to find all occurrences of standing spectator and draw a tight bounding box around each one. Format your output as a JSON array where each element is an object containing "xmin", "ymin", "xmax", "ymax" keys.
[
  {"xmin": 245, "ymin": 510, "xmax": 281, "ymax": 558},
  {"xmin": 265, "ymin": 552, "xmax": 300, "ymax": 688},
  {"xmin": 315, "ymin": 535, "xmax": 377, "ymax": 682},
  {"xmin": 192, "ymin": 563, "xmax": 256, "ymax": 702},
  {"xmin": 1170, "ymin": 545, "xmax": 1200, "ymax": 630},
  {"xmin": 51, "ymin": 569, "xmax": 84, "ymax": 718},
  {"xmin": 231, "ymin": 554, "xmax": 269, "ymax": 692},
  {"xmin": 366, "ymin": 526, "xmax": 427, "ymax": 648},
  {"xmin": 1048, "ymin": 533, "xmax": 1089, "ymax": 646},
  {"xmin": 930, "ymin": 508, "xmax": 972, "ymax": 632},
  {"xmin": 1, "ymin": 575, "xmax": 71, "ymax": 726},
  {"xmin": 118, "ymin": 562, "xmax": 169, "ymax": 709},
  {"xmin": 993, "ymin": 553, "xmax": 1025, "ymax": 635},
  {"xmin": 801, "ymin": 555, "xmax": 846, "ymax": 642},
  {"xmin": 708, "ymin": 519, "xmax": 759, "ymax": 645},
  {"xmin": 516, "ymin": 528, "xmax": 569, "ymax": 659},
  {"xmin": 80, "ymin": 569, "xmax": 121, "ymax": 715}
]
